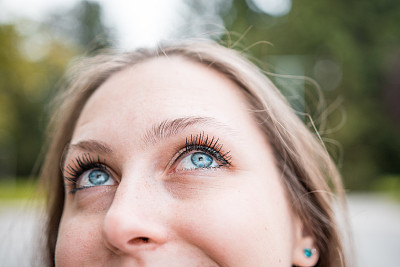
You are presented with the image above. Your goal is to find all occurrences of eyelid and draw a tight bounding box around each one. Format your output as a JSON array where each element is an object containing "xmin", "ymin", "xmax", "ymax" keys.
[
  {"xmin": 72, "ymin": 168, "xmax": 116, "ymax": 193},
  {"xmin": 68, "ymin": 167, "xmax": 118, "ymax": 194},
  {"xmin": 62, "ymin": 153, "xmax": 118, "ymax": 193},
  {"xmin": 167, "ymin": 133, "xmax": 232, "ymax": 173}
]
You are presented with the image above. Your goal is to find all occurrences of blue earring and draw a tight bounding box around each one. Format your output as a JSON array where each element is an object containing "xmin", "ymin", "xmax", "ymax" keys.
[{"xmin": 304, "ymin": 248, "xmax": 316, "ymax": 258}]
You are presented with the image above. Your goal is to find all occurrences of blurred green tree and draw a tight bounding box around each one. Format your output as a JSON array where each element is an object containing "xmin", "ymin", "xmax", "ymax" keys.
[
  {"xmin": 46, "ymin": 0, "xmax": 113, "ymax": 53},
  {"xmin": 0, "ymin": 0, "xmax": 113, "ymax": 179},
  {"xmin": 0, "ymin": 22, "xmax": 77, "ymax": 179}
]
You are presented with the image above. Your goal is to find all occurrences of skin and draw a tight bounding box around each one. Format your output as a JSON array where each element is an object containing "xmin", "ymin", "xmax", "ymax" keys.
[{"xmin": 56, "ymin": 56, "xmax": 318, "ymax": 266}]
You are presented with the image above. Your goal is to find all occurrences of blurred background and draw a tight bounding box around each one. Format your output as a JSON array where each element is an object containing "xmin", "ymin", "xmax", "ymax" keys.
[{"xmin": 0, "ymin": 0, "xmax": 399, "ymax": 266}]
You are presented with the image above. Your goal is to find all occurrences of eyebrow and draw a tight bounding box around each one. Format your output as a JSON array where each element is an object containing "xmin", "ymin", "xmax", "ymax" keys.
[
  {"xmin": 64, "ymin": 116, "xmax": 235, "ymax": 161},
  {"xmin": 68, "ymin": 139, "xmax": 113, "ymax": 154},
  {"xmin": 142, "ymin": 116, "xmax": 236, "ymax": 146},
  {"xmin": 60, "ymin": 139, "xmax": 113, "ymax": 169}
]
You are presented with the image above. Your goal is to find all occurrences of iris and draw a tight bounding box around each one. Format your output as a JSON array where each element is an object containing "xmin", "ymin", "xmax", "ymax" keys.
[
  {"xmin": 88, "ymin": 170, "xmax": 110, "ymax": 185},
  {"xmin": 191, "ymin": 152, "xmax": 213, "ymax": 168}
]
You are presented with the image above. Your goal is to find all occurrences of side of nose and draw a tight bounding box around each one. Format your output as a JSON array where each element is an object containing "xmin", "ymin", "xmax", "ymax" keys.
[{"xmin": 102, "ymin": 181, "xmax": 169, "ymax": 255}]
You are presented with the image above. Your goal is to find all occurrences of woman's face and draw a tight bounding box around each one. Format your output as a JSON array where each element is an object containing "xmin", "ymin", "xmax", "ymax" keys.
[{"xmin": 57, "ymin": 56, "xmax": 317, "ymax": 266}]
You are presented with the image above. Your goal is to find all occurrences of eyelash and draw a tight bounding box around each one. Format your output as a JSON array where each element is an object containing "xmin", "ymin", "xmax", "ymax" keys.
[
  {"xmin": 62, "ymin": 133, "xmax": 232, "ymax": 192},
  {"xmin": 173, "ymin": 132, "xmax": 232, "ymax": 167},
  {"xmin": 63, "ymin": 153, "xmax": 109, "ymax": 192}
]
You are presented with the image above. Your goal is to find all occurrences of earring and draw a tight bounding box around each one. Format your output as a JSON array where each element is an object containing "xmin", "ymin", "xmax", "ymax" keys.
[{"xmin": 304, "ymin": 248, "xmax": 317, "ymax": 258}]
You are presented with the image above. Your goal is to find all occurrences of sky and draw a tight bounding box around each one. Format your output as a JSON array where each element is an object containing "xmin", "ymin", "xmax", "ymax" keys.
[
  {"xmin": 0, "ymin": 0, "xmax": 291, "ymax": 49},
  {"xmin": 0, "ymin": 0, "xmax": 182, "ymax": 49}
]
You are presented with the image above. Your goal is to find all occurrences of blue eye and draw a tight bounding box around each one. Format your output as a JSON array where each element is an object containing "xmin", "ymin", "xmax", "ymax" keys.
[
  {"xmin": 191, "ymin": 152, "xmax": 213, "ymax": 168},
  {"xmin": 89, "ymin": 170, "xmax": 110, "ymax": 185},
  {"xmin": 176, "ymin": 152, "xmax": 219, "ymax": 170},
  {"xmin": 77, "ymin": 169, "xmax": 116, "ymax": 189}
]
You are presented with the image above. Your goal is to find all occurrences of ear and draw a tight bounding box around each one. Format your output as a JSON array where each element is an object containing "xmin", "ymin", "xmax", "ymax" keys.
[{"xmin": 292, "ymin": 218, "xmax": 319, "ymax": 267}]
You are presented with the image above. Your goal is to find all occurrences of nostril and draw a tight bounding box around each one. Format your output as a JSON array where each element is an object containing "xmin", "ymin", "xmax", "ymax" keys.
[
  {"xmin": 140, "ymin": 237, "xmax": 149, "ymax": 243},
  {"xmin": 128, "ymin": 237, "xmax": 150, "ymax": 245}
]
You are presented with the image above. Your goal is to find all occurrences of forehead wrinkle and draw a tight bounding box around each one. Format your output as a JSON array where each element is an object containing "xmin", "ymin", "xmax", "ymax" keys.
[{"xmin": 142, "ymin": 116, "xmax": 237, "ymax": 147}]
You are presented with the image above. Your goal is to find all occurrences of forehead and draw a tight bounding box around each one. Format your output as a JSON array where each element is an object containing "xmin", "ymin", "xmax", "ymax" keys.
[{"xmin": 73, "ymin": 56, "xmax": 255, "ymax": 139}]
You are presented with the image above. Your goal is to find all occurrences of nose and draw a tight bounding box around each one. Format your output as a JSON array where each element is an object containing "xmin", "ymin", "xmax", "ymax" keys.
[{"xmin": 102, "ymin": 179, "xmax": 169, "ymax": 255}]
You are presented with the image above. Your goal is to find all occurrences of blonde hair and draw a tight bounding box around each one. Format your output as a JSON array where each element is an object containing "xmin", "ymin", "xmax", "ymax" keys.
[{"xmin": 40, "ymin": 41, "xmax": 347, "ymax": 266}]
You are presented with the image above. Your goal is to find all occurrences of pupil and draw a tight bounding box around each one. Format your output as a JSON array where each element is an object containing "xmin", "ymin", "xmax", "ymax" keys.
[{"xmin": 89, "ymin": 170, "xmax": 109, "ymax": 185}]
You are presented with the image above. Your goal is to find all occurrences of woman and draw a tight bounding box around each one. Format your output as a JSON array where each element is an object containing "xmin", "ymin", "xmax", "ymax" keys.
[{"xmin": 40, "ymin": 41, "xmax": 348, "ymax": 266}]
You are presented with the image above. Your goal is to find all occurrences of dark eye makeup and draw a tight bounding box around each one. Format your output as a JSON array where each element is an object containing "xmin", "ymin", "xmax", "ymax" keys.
[
  {"xmin": 62, "ymin": 153, "xmax": 111, "ymax": 193},
  {"xmin": 171, "ymin": 132, "xmax": 232, "ymax": 168},
  {"xmin": 62, "ymin": 133, "xmax": 232, "ymax": 193}
]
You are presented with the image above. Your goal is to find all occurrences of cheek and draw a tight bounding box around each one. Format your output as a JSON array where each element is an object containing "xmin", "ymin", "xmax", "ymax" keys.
[
  {"xmin": 174, "ymin": 178, "xmax": 296, "ymax": 266},
  {"xmin": 55, "ymin": 215, "xmax": 106, "ymax": 266}
]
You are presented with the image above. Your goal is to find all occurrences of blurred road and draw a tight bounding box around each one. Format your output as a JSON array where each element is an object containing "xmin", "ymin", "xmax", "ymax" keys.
[
  {"xmin": 348, "ymin": 194, "xmax": 400, "ymax": 266},
  {"xmin": 1, "ymin": 194, "xmax": 400, "ymax": 266},
  {"xmin": 0, "ymin": 201, "xmax": 42, "ymax": 266}
]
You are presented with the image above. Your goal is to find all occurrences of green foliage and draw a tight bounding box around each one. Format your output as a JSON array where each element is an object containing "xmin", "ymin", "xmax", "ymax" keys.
[
  {"xmin": 0, "ymin": 177, "xmax": 37, "ymax": 200},
  {"xmin": 0, "ymin": 22, "xmax": 76, "ymax": 178},
  {"xmin": 0, "ymin": 0, "xmax": 113, "ymax": 180},
  {"xmin": 46, "ymin": 0, "xmax": 113, "ymax": 54},
  {"xmin": 371, "ymin": 175, "xmax": 400, "ymax": 201}
]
